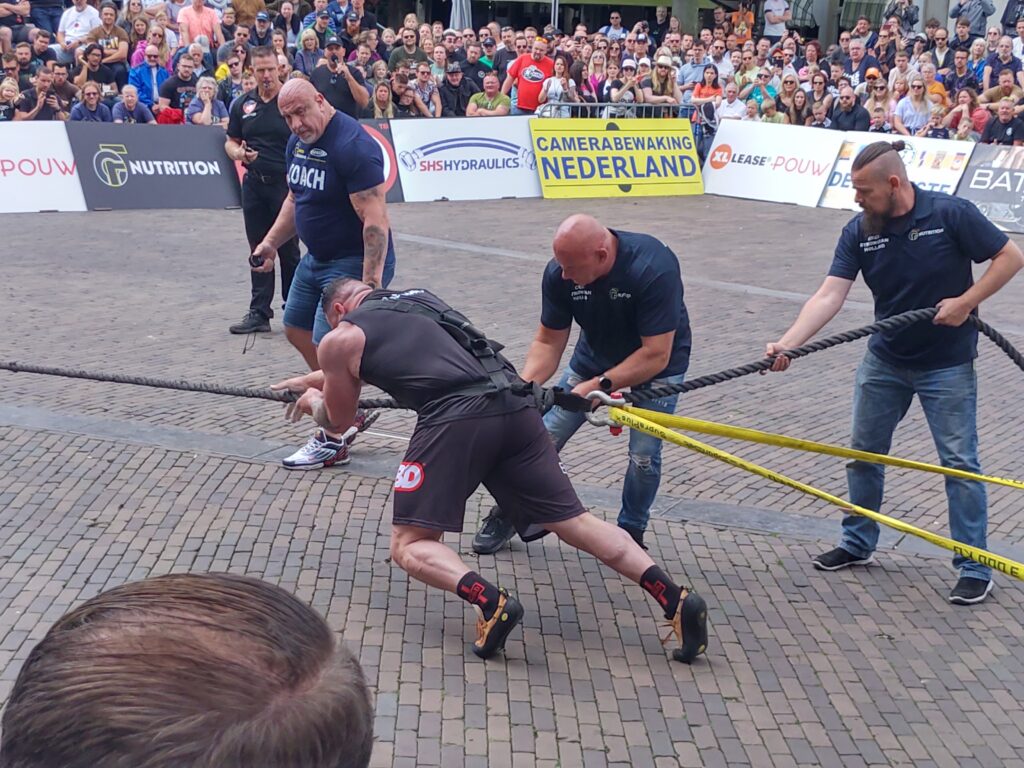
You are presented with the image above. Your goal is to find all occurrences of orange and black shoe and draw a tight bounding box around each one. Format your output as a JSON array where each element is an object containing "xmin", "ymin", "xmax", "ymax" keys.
[
  {"xmin": 472, "ymin": 589, "xmax": 524, "ymax": 660},
  {"xmin": 661, "ymin": 590, "xmax": 708, "ymax": 664}
]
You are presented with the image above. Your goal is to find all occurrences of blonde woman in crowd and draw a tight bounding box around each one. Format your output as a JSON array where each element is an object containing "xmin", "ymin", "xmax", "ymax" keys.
[
  {"xmin": 893, "ymin": 73, "xmax": 931, "ymax": 135},
  {"xmin": 864, "ymin": 79, "xmax": 896, "ymax": 124},
  {"xmin": 130, "ymin": 22, "xmax": 172, "ymax": 69},
  {"xmin": 369, "ymin": 81, "xmax": 394, "ymax": 118}
]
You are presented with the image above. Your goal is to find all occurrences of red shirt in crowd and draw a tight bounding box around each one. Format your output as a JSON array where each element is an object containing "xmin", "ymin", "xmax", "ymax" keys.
[{"xmin": 507, "ymin": 53, "xmax": 554, "ymax": 112}]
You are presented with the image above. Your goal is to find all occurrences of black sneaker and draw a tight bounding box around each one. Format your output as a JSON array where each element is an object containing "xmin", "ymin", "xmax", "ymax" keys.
[
  {"xmin": 662, "ymin": 590, "xmax": 709, "ymax": 664},
  {"xmin": 229, "ymin": 311, "xmax": 271, "ymax": 334},
  {"xmin": 812, "ymin": 547, "xmax": 874, "ymax": 571},
  {"xmin": 472, "ymin": 506, "xmax": 516, "ymax": 555},
  {"xmin": 472, "ymin": 589, "xmax": 524, "ymax": 659},
  {"xmin": 949, "ymin": 576, "xmax": 994, "ymax": 605},
  {"xmin": 619, "ymin": 523, "xmax": 648, "ymax": 550}
]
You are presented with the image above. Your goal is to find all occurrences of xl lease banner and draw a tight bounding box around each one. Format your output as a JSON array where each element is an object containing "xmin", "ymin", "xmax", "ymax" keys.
[
  {"xmin": 66, "ymin": 123, "xmax": 240, "ymax": 210},
  {"xmin": 0, "ymin": 122, "xmax": 86, "ymax": 212},
  {"xmin": 701, "ymin": 121, "xmax": 843, "ymax": 207},
  {"xmin": 389, "ymin": 116, "xmax": 540, "ymax": 202},
  {"xmin": 530, "ymin": 118, "xmax": 703, "ymax": 199},
  {"xmin": 820, "ymin": 133, "xmax": 974, "ymax": 210},
  {"xmin": 954, "ymin": 145, "xmax": 1024, "ymax": 234}
]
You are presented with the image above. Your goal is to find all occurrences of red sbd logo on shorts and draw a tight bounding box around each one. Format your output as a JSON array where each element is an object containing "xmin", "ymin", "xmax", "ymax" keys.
[{"xmin": 394, "ymin": 462, "xmax": 424, "ymax": 492}]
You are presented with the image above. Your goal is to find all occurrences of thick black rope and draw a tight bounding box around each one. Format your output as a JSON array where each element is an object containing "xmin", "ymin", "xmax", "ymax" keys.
[
  {"xmin": 2, "ymin": 308, "xmax": 1022, "ymax": 409},
  {"xmin": 0, "ymin": 360, "xmax": 400, "ymax": 410},
  {"xmin": 622, "ymin": 307, "xmax": 1024, "ymax": 404}
]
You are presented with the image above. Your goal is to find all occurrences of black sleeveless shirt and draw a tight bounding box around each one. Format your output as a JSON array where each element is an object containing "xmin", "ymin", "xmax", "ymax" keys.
[{"xmin": 343, "ymin": 289, "xmax": 529, "ymax": 425}]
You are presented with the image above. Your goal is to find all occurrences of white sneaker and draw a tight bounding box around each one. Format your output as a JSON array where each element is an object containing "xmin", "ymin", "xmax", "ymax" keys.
[{"xmin": 281, "ymin": 429, "xmax": 350, "ymax": 470}]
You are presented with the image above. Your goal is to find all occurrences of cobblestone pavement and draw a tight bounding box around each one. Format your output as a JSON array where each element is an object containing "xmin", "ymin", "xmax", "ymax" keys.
[{"xmin": 2, "ymin": 197, "xmax": 1024, "ymax": 766}]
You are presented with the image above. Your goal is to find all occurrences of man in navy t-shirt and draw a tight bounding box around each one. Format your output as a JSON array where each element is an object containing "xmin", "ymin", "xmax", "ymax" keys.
[
  {"xmin": 474, "ymin": 214, "xmax": 692, "ymax": 553},
  {"xmin": 252, "ymin": 78, "xmax": 396, "ymax": 470},
  {"xmin": 766, "ymin": 141, "xmax": 1023, "ymax": 606}
]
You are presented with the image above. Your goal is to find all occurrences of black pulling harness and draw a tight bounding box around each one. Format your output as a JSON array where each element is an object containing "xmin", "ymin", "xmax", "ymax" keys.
[{"xmin": 357, "ymin": 295, "xmax": 592, "ymax": 414}]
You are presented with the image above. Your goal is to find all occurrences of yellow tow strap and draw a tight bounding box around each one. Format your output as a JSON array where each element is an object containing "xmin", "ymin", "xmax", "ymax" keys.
[
  {"xmin": 608, "ymin": 406, "xmax": 1024, "ymax": 582},
  {"xmin": 625, "ymin": 406, "xmax": 1024, "ymax": 491}
]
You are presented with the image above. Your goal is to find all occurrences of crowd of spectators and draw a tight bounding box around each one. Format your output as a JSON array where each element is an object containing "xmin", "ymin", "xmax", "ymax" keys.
[{"xmin": 1, "ymin": 0, "xmax": 1023, "ymax": 146}]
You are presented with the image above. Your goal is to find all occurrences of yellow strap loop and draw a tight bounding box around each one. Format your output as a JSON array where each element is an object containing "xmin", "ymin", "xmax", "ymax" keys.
[
  {"xmin": 624, "ymin": 406, "xmax": 1024, "ymax": 491},
  {"xmin": 608, "ymin": 407, "xmax": 1024, "ymax": 582}
]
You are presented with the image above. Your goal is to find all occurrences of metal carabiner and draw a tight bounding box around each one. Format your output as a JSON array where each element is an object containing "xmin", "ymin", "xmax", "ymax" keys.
[{"xmin": 584, "ymin": 390, "xmax": 627, "ymax": 428}]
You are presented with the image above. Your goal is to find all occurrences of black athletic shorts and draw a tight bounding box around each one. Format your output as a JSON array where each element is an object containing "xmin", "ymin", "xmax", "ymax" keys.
[{"xmin": 392, "ymin": 406, "xmax": 585, "ymax": 534}]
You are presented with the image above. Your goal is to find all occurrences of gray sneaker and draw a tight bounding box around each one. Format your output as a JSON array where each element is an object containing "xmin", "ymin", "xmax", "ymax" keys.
[
  {"xmin": 812, "ymin": 547, "xmax": 875, "ymax": 571},
  {"xmin": 949, "ymin": 577, "xmax": 993, "ymax": 605}
]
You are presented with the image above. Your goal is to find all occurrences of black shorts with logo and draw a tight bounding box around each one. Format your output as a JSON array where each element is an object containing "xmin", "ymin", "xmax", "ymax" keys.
[{"xmin": 392, "ymin": 406, "xmax": 585, "ymax": 534}]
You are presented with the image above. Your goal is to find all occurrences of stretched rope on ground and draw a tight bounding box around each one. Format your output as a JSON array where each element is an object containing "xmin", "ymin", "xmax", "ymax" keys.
[
  {"xmin": 0, "ymin": 360, "xmax": 401, "ymax": 410},
  {"xmin": 623, "ymin": 308, "xmax": 1024, "ymax": 405},
  {"xmin": 2, "ymin": 308, "xmax": 1021, "ymax": 410}
]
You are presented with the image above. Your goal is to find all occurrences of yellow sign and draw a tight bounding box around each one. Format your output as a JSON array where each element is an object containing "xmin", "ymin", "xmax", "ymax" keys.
[{"xmin": 530, "ymin": 118, "xmax": 704, "ymax": 199}]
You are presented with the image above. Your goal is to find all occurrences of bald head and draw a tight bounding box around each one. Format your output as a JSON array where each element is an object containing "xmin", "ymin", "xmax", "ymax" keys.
[
  {"xmin": 278, "ymin": 78, "xmax": 334, "ymax": 143},
  {"xmin": 552, "ymin": 215, "xmax": 617, "ymax": 286}
]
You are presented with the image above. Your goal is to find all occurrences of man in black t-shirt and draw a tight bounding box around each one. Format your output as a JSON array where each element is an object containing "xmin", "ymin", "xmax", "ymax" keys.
[
  {"xmin": 157, "ymin": 54, "xmax": 198, "ymax": 116},
  {"xmin": 474, "ymin": 215, "xmax": 693, "ymax": 555},
  {"xmin": 72, "ymin": 43, "xmax": 117, "ymax": 103},
  {"xmin": 274, "ymin": 280, "xmax": 709, "ymax": 666},
  {"xmin": 309, "ymin": 34, "xmax": 368, "ymax": 118},
  {"xmin": 980, "ymin": 98, "xmax": 1024, "ymax": 143},
  {"xmin": 14, "ymin": 66, "xmax": 69, "ymax": 120},
  {"xmin": 225, "ymin": 45, "xmax": 301, "ymax": 335},
  {"xmin": 459, "ymin": 41, "xmax": 492, "ymax": 87}
]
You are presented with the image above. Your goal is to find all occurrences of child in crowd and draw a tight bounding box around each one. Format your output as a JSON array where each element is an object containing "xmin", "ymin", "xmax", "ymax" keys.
[
  {"xmin": 868, "ymin": 106, "xmax": 892, "ymax": 133},
  {"xmin": 809, "ymin": 101, "xmax": 831, "ymax": 128},
  {"xmin": 919, "ymin": 106, "xmax": 950, "ymax": 138}
]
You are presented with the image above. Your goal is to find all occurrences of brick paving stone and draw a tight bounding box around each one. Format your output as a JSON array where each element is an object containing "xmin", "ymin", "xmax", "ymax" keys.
[{"xmin": 1, "ymin": 201, "xmax": 1024, "ymax": 766}]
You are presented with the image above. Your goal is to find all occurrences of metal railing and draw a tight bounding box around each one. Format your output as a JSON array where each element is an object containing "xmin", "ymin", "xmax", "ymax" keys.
[{"xmin": 534, "ymin": 102, "xmax": 695, "ymax": 119}]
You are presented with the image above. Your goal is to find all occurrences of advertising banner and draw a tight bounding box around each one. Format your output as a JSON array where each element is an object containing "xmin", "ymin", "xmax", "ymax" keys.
[
  {"xmin": 0, "ymin": 123, "xmax": 86, "ymax": 213},
  {"xmin": 389, "ymin": 116, "xmax": 540, "ymax": 202},
  {"xmin": 360, "ymin": 119, "xmax": 404, "ymax": 204},
  {"xmin": 701, "ymin": 121, "xmax": 843, "ymax": 207},
  {"xmin": 820, "ymin": 133, "xmax": 974, "ymax": 210},
  {"xmin": 530, "ymin": 118, "xmax": 703, "ymax": 199},
  {"xmin": 67, "ymin": 123, "xmax": 240, "ymax": 210},
  {"xmin": 955, "ymin": 145, "xmax": 1024, "ymax": 234}
]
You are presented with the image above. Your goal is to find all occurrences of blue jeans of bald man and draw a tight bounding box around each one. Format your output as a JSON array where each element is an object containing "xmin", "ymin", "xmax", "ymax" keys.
[
  {"xmin": 840, "ymin": 351, "xmax": 990, "ymax": 582},
  {"xmin": 543, "ymin": 366, "xmax": 685, "ymax": 532}
]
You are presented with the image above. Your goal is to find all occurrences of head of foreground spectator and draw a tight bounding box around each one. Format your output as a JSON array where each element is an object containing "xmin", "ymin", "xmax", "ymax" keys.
[{"xmin": 0, "ymin": 573, "xmax": 374, "ymax": 768}]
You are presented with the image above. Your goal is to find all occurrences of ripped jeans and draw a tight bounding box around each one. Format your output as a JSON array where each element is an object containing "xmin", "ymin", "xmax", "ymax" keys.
[{"xmin": 543, "ymin": 366, "xmax": 685, "ymax": 532}]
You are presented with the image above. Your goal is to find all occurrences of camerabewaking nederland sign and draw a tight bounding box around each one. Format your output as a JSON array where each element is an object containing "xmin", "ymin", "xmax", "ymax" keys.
[{"xmin": 66, "ymin": 123, "xmax": 240, "ymax": 210}]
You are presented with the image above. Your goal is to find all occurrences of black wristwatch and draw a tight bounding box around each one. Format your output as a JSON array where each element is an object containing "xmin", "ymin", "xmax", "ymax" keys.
[{"xmin": 598, "ymin": 375, "xmax": 614, "ymax": 392}]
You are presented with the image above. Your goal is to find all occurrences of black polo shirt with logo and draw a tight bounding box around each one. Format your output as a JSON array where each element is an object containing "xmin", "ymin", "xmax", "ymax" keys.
[
  {"xmin": 226, "ymin": 88, "xmax": 291, "ymax": 177},
  {"xmin": 829, "ymin": 186, "xmax": 1009, "ymax": 369}
]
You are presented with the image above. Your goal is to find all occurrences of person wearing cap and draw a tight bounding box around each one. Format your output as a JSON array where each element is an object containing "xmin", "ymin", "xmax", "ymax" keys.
[
  {"xmin": 844, "ymin": 38, "xmax": 880, "ymax": 87},
  {"xmin": 178, "ymin": 0, "xmax": 223, "ymax": 49},
  {"xmin": 641, "ymin": 52, "xmax": 680, "ymax": 115},
  {"xmin": 387, "ymin": 24, "xmax": 427, "ymax": 71},
  {"xmin": 480, "ymin": 35, "xmax": 497, "ymax": 67},
  {"xmin": 309, "ymin": 32, "xmax": 367, "ymax": 117},
  {"xmin": 337, "ymin": 11, "xmax": 361, "ymax": 57},
  {"xmin": 439, "ymin": 59, "xmax": 479, "ymax": 115},
  {"xmin": 250, "ymin": 9, "xmax": 273, "ymax": 45},
  {"xmin": 81, "ymin": 2, "xmax": 129, "ymax": 89},
  {"xmin": 459, "ymin": 39, "xmax": 491, "ymax": 86},
  {"xmin": 502, "ymin": 36, "xmax": 553, "ymax": 115},
  {"xmin": 853, "ymin": 65, "xmax": 882, "ymax": 100}
]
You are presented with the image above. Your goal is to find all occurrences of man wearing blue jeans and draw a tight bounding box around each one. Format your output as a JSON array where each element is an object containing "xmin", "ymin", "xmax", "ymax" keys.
[
  {"xmin": 767, "ymin": 140, "xmax": 1023, "ymax": 605},
  {"xmin": 253, "ymin": 78, "xmax": 396, "ymax": 470},
  {"xmin": 473, "ymin": 214, "xmax": 692, "ymax": 553}
]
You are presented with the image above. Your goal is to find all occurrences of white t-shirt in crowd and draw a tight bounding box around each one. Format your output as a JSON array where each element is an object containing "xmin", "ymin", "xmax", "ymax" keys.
[
  {"xmin": 58, "ymin": 5, "xmax": 101, "ymax": 44},
  {"xmin": 762, "ymin": 0, "xmax": 789, "ymax": 38},
  {"xmin": 717, "ymin": 97, "xmax": 747, "ymax": 120}
]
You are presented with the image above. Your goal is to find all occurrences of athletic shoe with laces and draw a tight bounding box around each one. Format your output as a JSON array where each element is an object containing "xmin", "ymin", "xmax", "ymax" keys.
[
  {"xmin": 662, "ymin": 590, "xmax": 708, "ymax": 664},
  {"xmin": 343, "ymin": 409, "xmax": 379, "ymax": 447},
  {"xmin": 949, "ymin": 576, "xmax": 994, "ymax": 605},
  {"xmin": 472, "ymin": 506, "xmax": 516, "ymax": 555},
  {"xmin": 472, "ymin": 588, "xmax": 524, "ymax": 660},
  {"xmin": 228, "ymin": 310, "xmax": 271, "ymax": 334},
  {"xmin": 812, "ymin": 547, "xmax": 875, "ymax": 571},
  {"xmin": 281, "ymin": 428, "xmax": 349, "ymax": 470}
]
